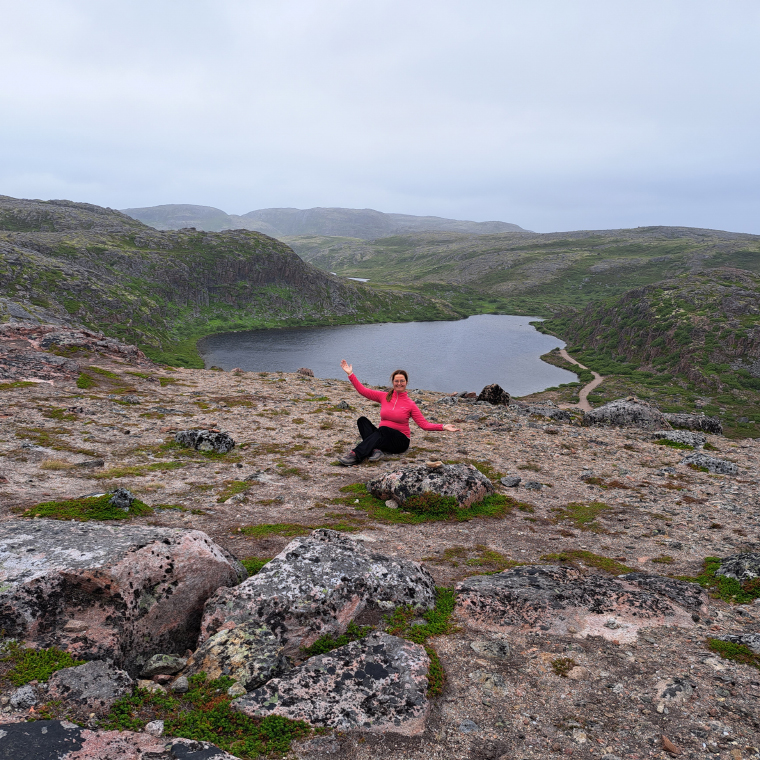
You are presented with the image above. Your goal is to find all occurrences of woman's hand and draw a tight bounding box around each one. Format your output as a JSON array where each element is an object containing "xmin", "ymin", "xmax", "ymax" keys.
[
  {"xmin": 340, "ymin": 359, "xmax": 353, "ymax": 376},
  {"xmin": 442, "ymin": 424, "xmax": 459, "ymax": 432}
]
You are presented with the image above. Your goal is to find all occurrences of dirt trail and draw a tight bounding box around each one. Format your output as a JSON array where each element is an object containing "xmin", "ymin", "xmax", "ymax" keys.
[{"xmin": 557, "ymin": 348, "xmax": 604, "ymax": 411}]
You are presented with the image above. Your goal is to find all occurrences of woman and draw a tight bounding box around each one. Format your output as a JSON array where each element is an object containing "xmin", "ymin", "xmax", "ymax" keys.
[{"xmin": 338, "ymin": 359, "xmax": 459, "ymax": 465}]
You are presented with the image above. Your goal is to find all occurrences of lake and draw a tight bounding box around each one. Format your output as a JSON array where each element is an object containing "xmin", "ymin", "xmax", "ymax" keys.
[{"xmin": 197, "ymin": 314, "xmax": 576, "ymax": 396}]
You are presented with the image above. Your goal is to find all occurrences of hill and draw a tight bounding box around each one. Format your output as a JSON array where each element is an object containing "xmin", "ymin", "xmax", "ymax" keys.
[
  {"xmin": 288, "ymin": 225, "xmax": 760, "ymax": 316},
  {"xmin": 0, "ymin": 195, "xmax": 457, "ymax": 366},
  {"xmin": 121, "ymin": 204, "xmax": 525, "ymax": 238}
]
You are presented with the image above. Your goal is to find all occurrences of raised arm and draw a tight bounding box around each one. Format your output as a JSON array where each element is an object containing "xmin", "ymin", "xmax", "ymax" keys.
[{"xmin": 340, "ymin": 359, "xmax": 385, "ymax": 402}]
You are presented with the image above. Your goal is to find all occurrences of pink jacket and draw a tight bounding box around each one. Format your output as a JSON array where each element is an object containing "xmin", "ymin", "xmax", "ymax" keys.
[{"xmin": 348, "ymin": 373, "xmax": 444, "ymax": 437}]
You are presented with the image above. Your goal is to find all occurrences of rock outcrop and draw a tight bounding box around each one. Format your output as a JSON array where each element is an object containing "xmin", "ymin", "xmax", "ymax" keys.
[
  {"xmin": 0, "ymin": 520, "xmax": 246, "ymax": 674},
  {"xmin": 716, "ymin": 553, "xmax": 760, "ymax": 582},
  {"xmin": 663, "ymin": 412, "xmax": 723, "ymax": 435},
  {"xmin": 366, "ymin": 463, "xmax": 494, "ymax": 507},
  {"xmin": 455, "ymin": 565, "xmax": 706, "ymax": 644},
  {"xmin": 652, "ymin": 429, "xmax": 706, "ymax": 448},
  {"xmin": 199, "ymin": 529, "xmax": 435, "ymax": 656},
  {"xmin": 582, "ymin": 398, "xmax": 670, "ymax": 430},
  {"xmin": 233, "ymin": 632, "xmax": 430, "ymax": 735},
  {"xmin": 175, "ymin": 429, "xmax": 236, "ymax": 454},
  {"xmin": 680, "ymin": 452, "xmax": 739, "ymax": 475}
]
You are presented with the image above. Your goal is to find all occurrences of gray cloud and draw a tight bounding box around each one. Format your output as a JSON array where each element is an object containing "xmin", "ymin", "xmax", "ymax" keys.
[{"xmin": 1, "ymin": 0, "xmax": 758, "ymax": 232}]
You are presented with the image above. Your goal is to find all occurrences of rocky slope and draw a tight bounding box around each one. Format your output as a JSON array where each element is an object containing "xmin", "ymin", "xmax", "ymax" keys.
[
  {"xmin": 122, "ymin": 204, "xmax": 525, "ymax": 238},
  {"xmin": 0, "ymin": 328, "xmax": 759, "ymax": 759},
  {"xmin": 0, "ymin": 196, "xmax": 456, "ymax": 366}
]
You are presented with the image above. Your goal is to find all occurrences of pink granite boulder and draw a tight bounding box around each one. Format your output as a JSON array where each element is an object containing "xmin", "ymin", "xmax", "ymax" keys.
[
  {"xmin": 455, "ymin": 565, "xmax": 707, "ymax": 644},
  {"xmin": 233, "ymin": 632, "xmax": 430, "ymax": 735},
  {"xmin": 0, "ymin": 520, "xmax": 246, "ymax": 675}
]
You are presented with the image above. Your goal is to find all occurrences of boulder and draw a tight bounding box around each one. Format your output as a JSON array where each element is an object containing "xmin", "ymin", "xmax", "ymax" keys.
[
  {"xmin": 663, "ymin": 412, "xmax": 723, "ymax": 435},
  {"xmin": 455, "ymin": 565, "xmax": 706, "ymax": 644},
  {"xmin": 500, "ymin": 476, "xmax": 521, "ymax": 488},
  {"xmin": 652, "ymin": 430, "xmax": 705, "ymax": 448},
  {"xmin": 366, "ymin": 463, "xmax": 494, "ymax": 507},
  {"xmin": 477, "ymin": 384, "xmax": 510, "ymax": 406},
  {"xmin": 175, "ymin": 429, "xmax": 235, "ymax": 454},
  {"xmin": 140, "ymin": 653, "xmax": 187, "ymax": 678},
  {"xmin": 47, "ymin": 660, "xmax": 133, "ymax": 713},
  {"xmin": 199, "ymin": 529, "xmax": 435, "ymax": 656},
  {"xmin": 183, "ymin": 622, "xmax": 290, "ymax": 691},
  {"xmin": 108, "ymin": 488, "xmax": 135, "ymax": 510},
  {"xmin": 582, "ymin": 398, "xmax": 670, "ymax": 430},
  {"xmin": 0, "ymin": 520, "xmax": 246, "ymax": 675},
  {"xmin": 680, "ymin": 452, "xmax": 738, "ymax": 475},
  {"xmin": 297, "ymin": 367, "xmax": 314, "ymax": 377},
  {"xmin": 233, "ymin": 632, "xmax": 430, "ymax": 736},
  {"xmin": 716, "ymin": 553, "xmax": 760, "ymax": 582},
  {"xmin": 10, "ymin": 684, "xmax": 38, "ymax": 709}
]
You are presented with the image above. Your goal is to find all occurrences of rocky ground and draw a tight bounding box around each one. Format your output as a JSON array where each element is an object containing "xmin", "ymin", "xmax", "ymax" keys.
[{"xmin": 0, "ymin": 324, "xmax": 759, "ymax": 759}]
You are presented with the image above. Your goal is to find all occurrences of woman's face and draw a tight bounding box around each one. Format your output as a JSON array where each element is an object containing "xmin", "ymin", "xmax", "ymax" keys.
[{"xmin": 392, "ymin": 374, "xmax": 408, "ymax": 393}]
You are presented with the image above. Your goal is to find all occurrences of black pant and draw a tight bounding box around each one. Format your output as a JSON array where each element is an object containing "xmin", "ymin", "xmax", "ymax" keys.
[{"xmin": 353, "ymin": 416, "xmax": 410, "ymax": 460}]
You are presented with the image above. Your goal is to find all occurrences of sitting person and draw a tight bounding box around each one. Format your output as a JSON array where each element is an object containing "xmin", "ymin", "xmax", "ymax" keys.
[{"xmin": 338, "ymin": 359, "xmax": 459, "ymax": 465}]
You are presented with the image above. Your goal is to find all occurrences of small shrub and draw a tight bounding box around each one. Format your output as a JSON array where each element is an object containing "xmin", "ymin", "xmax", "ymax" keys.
[
  {"xmin": 651, "ymin": 555, "xmax": 675, "ymax": 564},
  {"xmin": 551, "ymin": 657, "xmax": 577, "ymax": 677},
  {"xmin": 550, "ymin": 501, "xmax": 612, "ymax": 532},
  {"xmin": 678, "ymin": 557, "xmax": 760, "ymax": 604},
  {"xmin": 707, "ymin": 638, "xmax": 760, "ymax": 670},
  {"xmin": 1, "ymin": 643, "xmax": 84, "ymax": 685}
]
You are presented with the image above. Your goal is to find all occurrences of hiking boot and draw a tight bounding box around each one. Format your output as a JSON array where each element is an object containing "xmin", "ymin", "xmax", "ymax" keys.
[
  {"xmin": 368, "ymin": 449, "xmax": 384, "ymax": 462},
  {"xmin": 338, "ymin": 451, "xmax": 358, "ymax": 466}
]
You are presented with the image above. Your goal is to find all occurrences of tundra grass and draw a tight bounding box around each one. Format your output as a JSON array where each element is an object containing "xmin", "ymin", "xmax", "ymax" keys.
[
  {"xmin": 550, "ymin": 501, "xmax": 613, "ymax": 532},
  {"xmin": 23, "ymin": 493, "xmax": 152, "ymax": 521},
  {"xmin": 240, "ymin": 556, "xmax": 272, "ymax": 576},
  {"xmin": 422, "ymin": 544, "xmax": 523, "ymax": 575},
  {"xmin": 706, "ymin": 639, "xmax": 760, "ymax": 670},
  {"xmin": 540, "ymin": 550, "xmax": 636, "ymax": 575},
  {"xmin": 102, "ymin": 673, "xmax": 311, "ymax": 759},
  {"xmin": 0, "ymin": 381, "xmax": 36, "ymax": 391},
  {"xmin": 1, "ymin": 643, "xmax": 85, "ymax": 685}
]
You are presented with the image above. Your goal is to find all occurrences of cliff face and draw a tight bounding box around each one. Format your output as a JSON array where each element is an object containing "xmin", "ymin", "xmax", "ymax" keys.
[
  {"xmin": 0, "ymin": 196, "xmax": 456, "ymax": 365},
  {"xmin": 543, "ymin": 268, "xmax": 760, "ymax": 393}
]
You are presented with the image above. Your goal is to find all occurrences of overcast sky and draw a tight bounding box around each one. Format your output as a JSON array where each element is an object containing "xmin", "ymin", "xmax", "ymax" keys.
[{"xmin": 1, "ymin": 1, "xmax": 759, "ymax": 233}]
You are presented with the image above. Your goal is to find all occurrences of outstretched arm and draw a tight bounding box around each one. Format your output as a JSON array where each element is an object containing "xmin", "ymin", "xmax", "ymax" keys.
[{"xmin": 442, "ymin": 424, "xmax": 460, "ymax": 432}]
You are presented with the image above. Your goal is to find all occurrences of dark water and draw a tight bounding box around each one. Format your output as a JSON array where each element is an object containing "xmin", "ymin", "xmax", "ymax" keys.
[{"xmin": 197, "ymin": 314, "xmax": 576, "ymax": 396}]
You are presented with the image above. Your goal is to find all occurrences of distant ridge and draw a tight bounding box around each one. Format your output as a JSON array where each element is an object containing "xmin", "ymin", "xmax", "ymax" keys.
[{"xmin": 121, "ymin": 204, "xmax": 526, "ymax": 239}]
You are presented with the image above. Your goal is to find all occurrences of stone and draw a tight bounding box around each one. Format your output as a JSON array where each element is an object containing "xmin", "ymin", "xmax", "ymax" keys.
[
  {"xmin": 680, "ymin": 452, "xmax": 738, "ymax": 475},
  {"xmin": 656, "ymin": 677, "xmax": 695, "ymax": 704},
  {"xmin": 384, "ymin": 499, "xmax": 398, "ymax": 509},
  {"xmin": 663, "ymin": 412, "xmax": 723, "ymax": 435},
  {"xmin": 183, "ymin": 622, "xmax": 290, "ymax": 690},
  {"xmin": 47, "ymin": 660, "xmax": 132, "ymax": 712},
  {"xmin": 366, "ymin": 463, "xmax": 494, "ymax": 507},
  {"xmin": 582, "ymin": 398, "xmax": 670, "ymax": 430},
  {"xmin": 144, "ymin": 719, "xmax": 164, "ymax": 737},
  {"xmin": 0, "ymin": 520, "xmax": 246, "ymax": 675},
  {"xmin": 107, "ymin": 488, "xmax": 135, "ymax": 511},
  {"xmin": 526, "ymin": 405, "xmax": 572, "ymax": 422},
  {"xmin": 458, "ymin": 720, "xmax": 480, "ymax": 734},
  {"xmin": 140, "ymin": 653, "xmax": 188, "ymax": 678},
  {"xmin": 10, "ymin": 684, "xmax": 37, "ymax": 709},
  {"xmin": 470, "ymin": 638, "xmax": 511, "ymax": 660},
  {"xmin": 171, "ymin": 676, "xmax": 190, "ymax": 693},
  {"xmin": 74, "ymin": 459, "xmax": 105, "ymax": 469},
  {"xmin": 477, "ymin": 384, "xmax": 510, "ymax": 406},
  {"xmin": 715, "ymin": 553, "xmax": 760, "ymax": 582},
  {"xmin": 712, "ymin": 633, "xmax": 760, "ymax": 654},
  {"xmin": 500, "ymin": 476, "xmax": 521, "ymax": 487},
  {"xmin": 227, "ymin": 683, "xmax": 247, "ymax": 698},
  {"xmin": 200, "ymin": 529, "xmax": 435, "ymax": 656},
  {"xmin": 566, "ymin": 666, "xmax": 590, "ymax": 681},
  {"xmin": 233, "ymin": 632, "xmax": 430, "ymax": 735},
  {"xmin": 336, "ymin": 400, "xmax": 350, "ymax": 410},
  {"xmin": 455, "ymin": 566, "xmax": 706, "ymax": 644},
  {"xmin": 297, "ymin": 367, "xmax": 314, "ymax": 377},
  {"xmin": 175, "ymin": 429, "xmax": 235, "ymax": 454},
  {"xmin": 652, "ymin": 430, "xmax": 706, "ymax": 448},
  {"xmin": 523, "ymin": 481, "xmax": 543, "ymax": 490}
]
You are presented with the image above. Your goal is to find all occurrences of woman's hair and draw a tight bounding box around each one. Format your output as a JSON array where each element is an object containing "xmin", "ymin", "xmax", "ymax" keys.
[{"xmin": 386, "ymin": 369, "xmax": 408, "ymax": 401}]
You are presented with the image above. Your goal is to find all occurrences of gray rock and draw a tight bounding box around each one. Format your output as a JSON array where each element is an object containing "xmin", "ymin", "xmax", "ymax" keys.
[
  {"xmin": 297, "ymin": 367, "xmax": 314, "ymax": 377},
  {"xmin": 175, "ymin": 429, "xmax": 235, "ymax": 454},
  {"xmin": 200, "ymin": 529, "xmax": 435, "ymax": 657},
  {"xmin": 108, "ymin": 488, "xmax": 135, "ymax": 510},
  {"xmin": 183, "ymin": 622, "xmax": 290, "ymax": 690},
  {"xmin": 712, "ymin": 633, "xmax": 760, "ymax": 654},
  {"xmin": 171, "ymin": 675, "xmax": 190, "ymax": 693},
  {"xmin": 366, "ymin": 463, "xmax": 494, "ymax": 507},
  {"xmin": 523, "ymin": 480, "xmax": 543, "ymax": 490},
  {"xmin": 233, "ymin": 632, "xmax": 430, "ymax": 735},
  {"xmin": 144, "ymin": 719, "xmax": 164, "ymax": 737},
  {"xmin": 663, "ymin": 412, "xmax": 723, "ymax": 435},
  {"xmin": 458, "ymin": 720, "xmax": 480, "ymax": 734},
  {"xmin": 470, "ymin": 639, "xmax": 511, "ymax": 660},
  {"xmin": 47, "ymin": 660, "xmax": 132, "ymax": 712},
  {"xmin": 0, "ymin": 520, "xmax": 246, "ymax": 675},
  {"xmin": 680, "ymin": 452, "xmax": 738, "ymax": 475},
  {"xmin": 582, "ymin": 398, "xmax": 670, "ymax": 430},
  {"xmin": 500, "ymin": 476, "xmax": 521, "ymax": 487},
  {"xmin": 477, "ymin": 384, "xmax": 510, "ymax": 406},
  {"xmin": 436, "ymin": 396, "xmax": 458, "ymax": 405},
  {"xmin": 526, "ymin": 405, "xmax": 571, "ymax": 422},
  {"xmin": 336, "ymin": 400, "xmax": 350, "ymax": 410},
  {"xmin": 652, "ymin": 430, "xmax": 706, "ymax": 448},
  {"xmin": 9, "ymin": 684, "xmax": 37, "ymax": 709},
  {"xmin": 716, "ymin": 553, "xmax": 760, "ymax": 582},
  {"xmin": 140, "ymin": 653, "xmax": 188, "ymax": 678}
]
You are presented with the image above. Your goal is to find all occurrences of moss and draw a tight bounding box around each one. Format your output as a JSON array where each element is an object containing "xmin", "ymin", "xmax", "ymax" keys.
[
  {"xmin": 550, "ymin": 501, "xmax": 612, "ymax": 532},
  {"xmin": 0, "ymin": 381, "xmax": 36, "ymax": 391},
  {"xmin": 654, "ymin": 439, "xmax": 693, "ymax": 450},
  {"xmin": 540, "ymin": 550, "xmax": 635, "ymax": 575},
  {"xmin": 706, "ymin": 638, "xmax": 760, "ymax": 670},
  {"xmin": 159, "ymin": 377, "xmax": 179, "ymax": 387},
  {"xmin": 216, "ymin": 480, "xmax": 249, "ymax": 503},
  {"xmin": 87, "ymin": 365, "xmax": 120, "ymax": 379},
  {"xmin": 240, "ymin": 557, "xmax": 271, "ymax": 576},
  {"xmin": 1, "ymin": 643, "xmax": 85, "ymax": 685},
  {"xmin": 93, "ymin": 461, "xmax": 185, "ymax": 479},
  {"xmin": 76, "ymin": 372, "xmax": 96, "ymax": 389},
  {"xmin": 551, "ymin": 657, "xmax": 578, "ymax": 677},
  {"xmin": 651, "ymin": 555, "xmax": 675, "ymax": 564},
  {"xmin": 23, "ymin": 493, "xmax": 153, "ymax": 521}
]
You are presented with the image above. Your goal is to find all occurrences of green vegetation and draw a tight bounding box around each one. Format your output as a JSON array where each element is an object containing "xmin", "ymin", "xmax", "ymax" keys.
[
  {"xmin": 239, "ymin": 523, "xmax": 312, "ymax": 538},
  {"xmin": 550, "ymin": 501, "xmax": 613, "ymax": 532},
  {"xmin": 678, "ymin": 557, "xmax": 760, "ymax": 604},
  {"xmin": 93, "ymin": 461, "xmax": 185, "ymax": 479},
  {"xmin": 423, "ymin": 544, "xmax": 523, "ymax": 574},
  {"xmin": 706, "ymin": 638, "xmax": 760, "ymax": 670},
  {"xmin": 1, "ymin": 643, "xmax": 84, "ymax": 685},
  {"xmin": 76, "ymin": 372, "xmax": 96, "ymax": 389},
  {"xmin": 23, "ymin": 493, "xmax": 152, "ymax": 521},
  {"xmin": 216, "ymin": 480, "xmax": 249, "ymax": 503},
  {"xmin": 0, "ymin": 381, "xmax": 36, "ymax": 391},
  {"xmin": 654, "ymin": 439, "xmax": 694, "ymax": 450},
  {"xmin": 102, "ymin": 673, "xmax": 311, "ymax": 758},
  {"xmin": 551, "ymin": 657, "xmax": 578, "ymax": 677},
  {"xmin": 540, "ymin": 550, "xmax": 635, "ymax": 575},
  {"xmin": 240, "ymin": 557, "xmax": 271, "ymax": 576}
]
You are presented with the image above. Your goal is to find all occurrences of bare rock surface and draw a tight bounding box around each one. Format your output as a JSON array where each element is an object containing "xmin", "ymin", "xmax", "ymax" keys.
[
  {"xmin": 680, "ymin": 451, "xmax": 739, "ymax": 475},
  {"xmin": 233, "ymin": 632, "xmax": 430, "ymax": 735},
  {"xmin": 365, "ymin": 463, "xmax": 494, "ymax": 507},
  {"xmin": 455, "ymin": 565, "xmax": 706, "ymax": 643},
  {"xmin": 174, "ymin": 429, "xmax": 235, "ymax": 454},
  {"xmin": 582, "ymin": 397, "xmax": 671, "ymax": 430},
  {"xmin": 200, "ymin": 529, "xmax": 435, "ymax": 655},
  {"xmin": 0, "ymin": 520, "xmax": 245, "ymax": 673},
  {"xmin": 47, "ymin": 660, "xmax": 132, "ymax": 712},
  {"xmin": 663, "ymin": 411, "xmax": 724, "ymax": 435},
  {"xmin": 716, "ymin": 552, "xmax": 760, "ymax": 581},
  {"xmin": 183, "ymin": 621, "xmax": 289, "ymax": 690}
]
